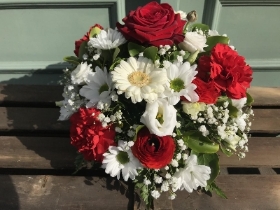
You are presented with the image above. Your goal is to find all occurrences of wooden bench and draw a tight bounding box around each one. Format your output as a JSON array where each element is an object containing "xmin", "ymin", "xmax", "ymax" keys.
[{"xmin": 0, "ymin": 84, "xmax": 280, "ymax": 210}]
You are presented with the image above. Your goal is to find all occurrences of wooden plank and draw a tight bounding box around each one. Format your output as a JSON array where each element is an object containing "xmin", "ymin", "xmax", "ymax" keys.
[
  {"xmin": 0, "ymin": 136, "xmax": 76, "ymax": 169},
  {"xmin": 0, "ymin": 108, "xmax": 279, "ymax": 135},
  {"xmin": 251, "ymin": 109, "xmax": 280, "ymax": 135},
  {"xmin": 1, "ymin": 136, "xmax": 279, "ymax": 169},
  {"xmin": 0, "ymin": 84, "xmax": 63, "ymax": 104},
  {"xmin": 0, "ymin": 175, "xmax": 131, "ymax": 210},
  {"xmin": 248, "ymin": 86, "xmax": 280, "ymax": 106},
  {"xmin": 0, "ymin": 107, "xmax": 69, "ymax": 133},
  {"xmin": 172, "ymin": 175, "xmax": 280, "ymax": 210},
  {"xmin": 0, "ymin": 85, "xmax": 279, "ymax": 106},
  {"xmin": 219, "ymin": 137, "xmax": 280, "ymax": 167}
]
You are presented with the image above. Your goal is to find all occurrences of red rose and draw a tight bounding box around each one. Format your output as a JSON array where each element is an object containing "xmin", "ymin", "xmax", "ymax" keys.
[
  {"xmin": 192, "ymin": 78, "xmax": 221, "ymax": 104},
  {"xmin": 74, "ymin": 24, "xmax": 103, "ymax": 56},
  {"xmin": 116, "ymin": 1, "xmax": 186, "ymax": 46},
  {"xmin": 196, "ymin": 43, "xmax": 253, "ymax": 99},
  {"xmin": 131, "ymin": 127, "xmax": 175, "ymax": 169},
  {"xmin": 70, "ymin": 107, "xmax": 115, "ymax": 162}
]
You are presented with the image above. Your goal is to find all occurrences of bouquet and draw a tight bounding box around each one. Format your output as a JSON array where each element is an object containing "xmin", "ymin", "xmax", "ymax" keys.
[{"xmin": 57, "ymin": 1, "xmax": 253, "ymax": 208}]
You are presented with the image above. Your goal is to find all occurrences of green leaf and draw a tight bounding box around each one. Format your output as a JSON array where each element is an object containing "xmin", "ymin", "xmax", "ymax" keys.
[
  {"xmin": 182, "ymin": 131, "xmax": 219, "ymax": 153},
  {"xmin": 220, "ymin": 142, "xmax": 234, "ymax": 157},
  {"xmin": 78, "ymin": 41, "xmax": 88, "ymax": 60},
  {"xmin": 89, "ymin": 26, "xmax": 101, "ymax": 38},
  {"xmin": 63, "ymin": 56, "xmax": 81, "ymax": 65},
  {"xmin": 204, "ymin": 36, "xmax": 230, "ymax": 52},
  {"xmin": 228, "ymin": 102, "xmax": 239, "ymax": 118},
  {"xmin": 143, "ymin": 46, "xmax": 158, "ymax": 62},
  {"xmin": 191, "ymin": 23, "xmax": 209, "ymax": 33},
  {"xmin": 133, "ymin": 125, "xmax": 145, "ymax": 141},
  {"xmin": 128, "ymin": 42, "xmax": 145, "ymax": 57},
  {"xmin": 207, "ymin": 182, "xmax": 228, "ymax": 199},
  {"xmin": 186, "ymin": 50, "xmax": 199, "ymax": 64},
  {"xmin": 113, "ymin": 47, "xmax": 120, "ymax": 62},
  {"xmin": 197, "ymin": 153, "xmax": 219, "ymax": 184},
  {"xmin": 246, "ymin": 92, "xmax": 254, "ymax": 106}
]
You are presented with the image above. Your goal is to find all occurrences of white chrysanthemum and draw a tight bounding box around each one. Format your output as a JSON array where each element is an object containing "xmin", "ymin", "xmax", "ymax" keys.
[
  {"xmin": 231, "ymin": 97, "xmax": 247, "ymax": 110},
  {"xmin": 102, "ymin": 141, "xmax": 142, "ymax": 181},
  {"xmin": 182, "ymin": 102, "xmax": 206, "ymax": 120},
  {"xmin": 179, "ymin": 31, "xmax": 207, "ymax": 53},
  {"xmin": 111, "ymin": 57, "xmax": 168, "ymax": 103},
  {"xmin": 71, "ymin": 62, "xmax": 94, "ymax": 85},
  {"xmin": 79, "ymin": 66, "xmax": 113, "ymax": 108},
  {"xmin": 164, "ymin": 61, "xmax": 199, "ymax": 105},
  {"xmin": 173, "ymin": 155, "xmax": 211, "ymax": 193},
  {"xmin": 88, "ymin": 28, "xmax": 126, "ymax": 50},
  {"xmin": 140, "ymin": 98, "xmax": 177, "ymax": 136}
]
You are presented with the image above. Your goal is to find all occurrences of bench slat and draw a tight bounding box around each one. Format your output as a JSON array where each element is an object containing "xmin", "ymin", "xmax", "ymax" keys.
[
  {"xmin": 1, "ymin": 137, "xmax": 279, "ymax": 169},
  {"xmin": 172, "ymin": 175, "xmax": 280, "ymax": 210},
  {"xmin": 0, "ymin": 108, "xmax": 279, "ymax": 135},
  {"xmin": 0, "ymin": 85, "xmax": 63, "ymax": 105},
  {"xmin": 0, "ymin": 85, "xmax": 279, "ymax": 106},
  {"xmin": 0, "ymin": 107, "xmax": 69, "ymax": 133},
  {"xmin": 0, "ymin": 175, "xmax": 131, "ymax": 210},
  {"xmin": 248, "ymin": 86, "xmax": 280, "ymax": 106},
  {"xmin": 0, "ymin": 136, "xmax": 76, "ymax": 169},
  {"xmin": 219, "ymin": 137, "xmax": 280, "ymax": 167}
]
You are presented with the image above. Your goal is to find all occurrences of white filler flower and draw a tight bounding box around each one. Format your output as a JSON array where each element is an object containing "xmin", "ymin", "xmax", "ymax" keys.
[
  {"xmin": 88, "ymin": 28, "xmax": 126, "ymax": 50},
  {"xmin": 140, "ymin": 98, "xmax": 177, "ymax": 136},
  {"xmin": 164, "ymin": 61, "xmax": 199, "ymax": 105},
  {"xmin": 111, "ymin": 57, "xmax": 168, "ymax": 103},
  {"xmin": 79, "ymin": 66, "xmax": 113, "ymax": 108},
  {"xmin": 173, "ymin": 155, "xmax": 211, "ymax": 193},
  {"xmin": 71, "ymin": 62, "xmax": 93, "ymax": 85},
  {"xmin": 102, "ymin": 141, "xmax": 142, "ymax": 181},
  {"xmin": 179, "ymin": 31, "xmax": 207, "ymax": 53}
]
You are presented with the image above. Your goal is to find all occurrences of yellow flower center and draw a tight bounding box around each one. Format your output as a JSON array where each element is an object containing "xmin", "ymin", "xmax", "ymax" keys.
[{"xmin": 128, "ymin": 71, "xmax": 150, "ymax": 87}]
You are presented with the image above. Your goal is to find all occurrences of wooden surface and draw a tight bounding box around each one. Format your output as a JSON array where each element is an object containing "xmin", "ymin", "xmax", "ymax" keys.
[{"xmin": 0, "ymin": 84, "xmax": 280, "ymax": 210}]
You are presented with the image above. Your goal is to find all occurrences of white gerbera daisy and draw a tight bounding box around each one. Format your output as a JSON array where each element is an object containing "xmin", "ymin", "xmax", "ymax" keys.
[
  {"xmin": 164, "ymin": 61, "xmax": 199, "ymax": 105},
  {"xmin": 102, "ymin": 141, "xmax": 142, "ymax": 181},
  {"xmin": 88, "ymin": 28, "xmax": 126, "ymax": 50},
  {"xmin": 173, "ymin": 155, "xmax": 211, "ymax": 193},
  {"xmin": 140, "ymin": 98, "xmax": 177, "ymax": 136},
  {"xmin": 79, "ymin": 66, "xmax": 113, "ymax": 108},
  {"xmin": 111, "ymin": 57, "xmax": 168, "ymax": 103}
]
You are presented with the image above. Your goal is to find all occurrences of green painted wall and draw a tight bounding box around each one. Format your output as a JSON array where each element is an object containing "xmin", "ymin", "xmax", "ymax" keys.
[{"xmin": 1, "ymin": 0, "xmax": 279, "ymax": 87}]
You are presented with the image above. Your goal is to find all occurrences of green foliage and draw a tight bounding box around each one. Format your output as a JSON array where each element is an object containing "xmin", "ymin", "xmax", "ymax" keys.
[
  {"xmin": 186, "ymin": 50, "xmax": 199, "ymax": 64},
  {"xmin": 113, "ymin": 47, "xmax": 120, "ymax": 62},
  {"xmin": 183, "ymin": 131, "xmax": 219, "ymax": 153},
  {"xmin": 228, "ymin": 102, "xmax": 239, "ymax": 118},
  {"xmin": 73, "ymin": 152, "xmax": 87, "ymax": 174},
  {"xmin": 78, "ymin": 41, "xmax": 88, "ymax": 59},
  {"xmin": 89, "ymin": 26, "xmax": 101, "ymax": 38},
  {"xmin": 204, "ymin": 36, "xmax": 230, "ymax": 52},
  {"xmin": 220, "ymin": 142, "xmax": 234, "ymax": 157},
  {"xmin": 196, "ymin": 153, "xmax": 220, "ymax": 185},
  {"xmin": 191, "ymin": 23, "xmax": 210, "ymax": 33},
  {"xmin": 128, "ymin": 42, "xmax": 145, "ymax": 57},
  {"xmin": 206, "ymin": 182, "xmax": 228, "ymax": 199},
  {"xmin": 246, "ymin": 92, "xmax": 254, "ymax": 106},
  {"xmin": 143, "ymin": 46, "xmax": 158, "ymax": 62},
  {"xmin": 63, "ymin": 56, "xmax": 81, "ymax": 65}
]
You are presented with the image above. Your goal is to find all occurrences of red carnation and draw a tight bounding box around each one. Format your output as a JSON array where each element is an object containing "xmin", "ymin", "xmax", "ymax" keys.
[
  {"xmin": 74, "ymin": 24, "xmax": 103, "ymax": 57},
  {"xmin": 131, "ymin": 127, "xmax": 175, "ymax": 169},
  {"xmin": 116, "ymin": 1, "xmax": 186, "ymax": 47},
  {"xmin": 70, "ymin": 107, "xmax": 115, "ymax": 162},
  {"xmin": 196, "ymin": 43, "xmax": 253, "ymax": 99},
  {"xmin": 192, "ymin": 77, "xmax": 221, "ymax": 104}
]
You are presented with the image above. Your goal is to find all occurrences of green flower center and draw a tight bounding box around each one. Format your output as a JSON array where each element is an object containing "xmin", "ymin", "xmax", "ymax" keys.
[
  {"xmin": 116, "ymin": 151, "xmax": 129, "ymax": 164},
  {"xmin": 99, "ymin": 83, "xmax": 109, "ymax": 94},
  {"xmin": 170, "ymin": 78, "xmax": 184, "ymax": 92}
]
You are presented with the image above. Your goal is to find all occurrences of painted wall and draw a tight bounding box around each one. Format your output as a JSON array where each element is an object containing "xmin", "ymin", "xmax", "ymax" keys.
[
  {"xmin": 1, "ymin": 0, "xmax": 279, "ymax": 87},
  {"xmin": 162, "ymin": 0, "xmax": 280, "ymax": 87}
]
